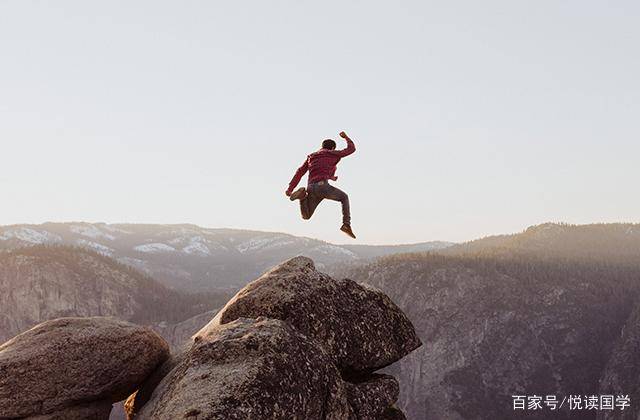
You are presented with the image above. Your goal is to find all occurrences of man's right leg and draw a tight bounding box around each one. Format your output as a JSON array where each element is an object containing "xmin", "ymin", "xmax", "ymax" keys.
[
  {"xmin": 319, "ymin": 184, "xmax": 356, "ymax": 238},
  {"xmin": 322, "ymin": 184, "xmax": 351, "ymax": 226}
]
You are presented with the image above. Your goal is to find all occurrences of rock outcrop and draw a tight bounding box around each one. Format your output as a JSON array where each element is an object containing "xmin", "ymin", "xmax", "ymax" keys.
[
  {"xmin": 197, "ymin": 256, "xmax": 421, "ymax": 374},
  {"xmin": 127, "ymin": 256, "xmax": 420, "ymax": 419},
  {"xmin": 0, "ymin": 317, "xmax": 169, "ymax": 419}
]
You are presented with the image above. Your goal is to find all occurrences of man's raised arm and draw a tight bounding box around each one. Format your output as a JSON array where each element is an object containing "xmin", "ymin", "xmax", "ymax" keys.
[
  {"xmin": 332, "ymin": 131, "xmax": 356, "ymax": 158},
  {"xmin": 286, "ymin": 158, "xmax": 309, "ymax": 196}
]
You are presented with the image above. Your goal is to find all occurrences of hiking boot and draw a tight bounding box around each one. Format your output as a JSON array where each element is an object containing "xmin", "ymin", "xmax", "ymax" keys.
[
  {"xmin": 340, "ymin": 224, "xmax": 356, "ymax": 239},
  {"xmin": 289, "ymin": 187, "xmax": 307, "ymax": 201}
]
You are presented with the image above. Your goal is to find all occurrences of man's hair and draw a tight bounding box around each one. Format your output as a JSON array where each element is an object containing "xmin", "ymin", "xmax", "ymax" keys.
[{"xmin": 322, "ymin": 139, "xmax": 337, "ymax": 150}]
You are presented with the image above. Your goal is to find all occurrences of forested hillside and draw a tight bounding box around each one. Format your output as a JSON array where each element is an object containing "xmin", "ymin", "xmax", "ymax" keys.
[{"xmin": 443, "ymin": 222, "xmax": 640, "ymax": 262}]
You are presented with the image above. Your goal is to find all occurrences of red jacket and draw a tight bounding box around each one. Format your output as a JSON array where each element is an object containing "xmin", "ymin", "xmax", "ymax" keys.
[{"xmin": 287, "ymin": 139, "xmax": 356, "ymax": 194}]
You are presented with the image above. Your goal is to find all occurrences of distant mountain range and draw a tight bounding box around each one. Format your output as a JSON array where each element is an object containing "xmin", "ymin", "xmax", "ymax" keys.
[{"xmin": 0, "ymin": 222, "xmax": 453, "ymax": 292}]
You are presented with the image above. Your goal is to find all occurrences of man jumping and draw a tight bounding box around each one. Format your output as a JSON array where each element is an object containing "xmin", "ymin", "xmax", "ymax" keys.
[{"xmin": 286, "ymin": 131, "xmax": 357, "ymax": 239}]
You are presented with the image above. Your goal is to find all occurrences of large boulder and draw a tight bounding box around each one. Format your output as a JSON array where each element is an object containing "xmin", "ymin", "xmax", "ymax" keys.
[
  {"xmin": 0, "ymin": 317, "xmax": 169, "ymax": 419},
  {"xmin": 196, "ymin": 256, "xmax": 421, "ymax": 374},
  {"xmin": 128, "ymin": 317, "xmax": 353, "ymax": 420}
]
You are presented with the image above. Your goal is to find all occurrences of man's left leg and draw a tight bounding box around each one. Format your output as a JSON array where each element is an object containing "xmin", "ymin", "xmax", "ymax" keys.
[{"xmin": 299, "ymin": 189, "xmax": 323, "ymax": 220}]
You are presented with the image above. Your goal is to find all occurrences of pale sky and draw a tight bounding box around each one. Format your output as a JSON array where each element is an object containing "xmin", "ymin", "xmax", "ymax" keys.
[{"xmin": 1, "ymin": 1, "xmax": 639, "ymax": 244}]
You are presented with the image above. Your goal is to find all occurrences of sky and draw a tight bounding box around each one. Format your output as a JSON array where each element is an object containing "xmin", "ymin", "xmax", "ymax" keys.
[{"xmin": 1, "ymin": 1, "xmax": 639, "ymax": 244}]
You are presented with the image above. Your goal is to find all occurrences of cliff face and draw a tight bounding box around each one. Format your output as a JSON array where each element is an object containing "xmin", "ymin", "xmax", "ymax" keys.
[
  {"xmin": 0, "ymin": 246, "xmax": 219, "ymax": 344},
  {"xmin": 0, "ymin": 248, "xmax": 142, "ymax": 343},
  {"xmin": 349, "ymin": 254, "xmax": 640, "ymax": 420}
]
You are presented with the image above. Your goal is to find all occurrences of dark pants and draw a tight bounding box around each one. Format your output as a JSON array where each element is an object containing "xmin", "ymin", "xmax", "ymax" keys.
[{"xmin": 300, "ymin": 181, "xmax": 351, "ymax": 225}]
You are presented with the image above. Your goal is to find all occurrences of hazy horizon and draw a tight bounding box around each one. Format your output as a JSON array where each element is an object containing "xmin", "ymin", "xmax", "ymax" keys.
[{"xmin": 2, "ymin": 1, "xmax": 639, "ymax": 244}]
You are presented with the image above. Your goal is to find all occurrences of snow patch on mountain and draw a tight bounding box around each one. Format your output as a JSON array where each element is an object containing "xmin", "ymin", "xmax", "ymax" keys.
[
  {"xmin": 70, "ymin": 224, "xmax": 116, "ymax": 241},
  {"xmin": 102, "ymin": 224, "xmax": 132, "ymax": 234},
  {"xmin": 134, "ymin": 243, "xmax": 176, "ymax": 253},
  {"xmin": 117, "ymin": 257, "xmax": 154, "ymax": 276},
  {"xmin": 0, "ymin": 228, "xmax": 62, "ymax": 244},
  {"xmin": 167, "ymin": 235, "xmax": 227, "ymax": 255},
  {"xmin": 311, "ymin": 244, "xmax": 358, "ymax": 259},
  {"xmin": 206, "ymin": 241, "xmax": 228, "ymax": 251},
  {"xmin": 183, "ymin": 241, "xmax": 211, "ymax": 256},
  {"xmin": 118, "ymin": 256, "xmax": 147, "ymax": 267},
  {"xmin": 76, "ymin": 239, "xmax": 114, "ymax": 256},
  {"xmin": 236, "ymin": 236, "xmax": 298, "ymax": 253}
]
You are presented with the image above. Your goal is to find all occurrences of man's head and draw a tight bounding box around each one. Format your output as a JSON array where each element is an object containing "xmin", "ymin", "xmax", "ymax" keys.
[{"xmin": 322, "ymin": 139, "xmax": 336, "ymax": 150}]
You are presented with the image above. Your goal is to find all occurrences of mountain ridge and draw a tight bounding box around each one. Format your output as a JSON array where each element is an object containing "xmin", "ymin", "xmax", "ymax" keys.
[
  {"xmin": 0, "ymin": 222, "xmax": 453, "ymax": 292},
  {"xmin": 442, "ymin": 222, "xmax": 640, "ymax": 261}
]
